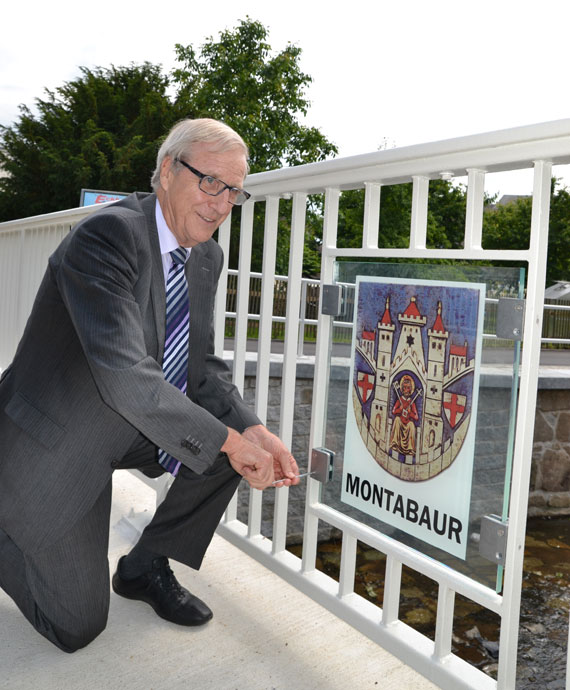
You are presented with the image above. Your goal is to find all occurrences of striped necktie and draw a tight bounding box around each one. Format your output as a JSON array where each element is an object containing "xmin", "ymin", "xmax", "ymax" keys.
[{"xmin": 157, "ymin": 247, "xmax": 189, "ymax": 476}]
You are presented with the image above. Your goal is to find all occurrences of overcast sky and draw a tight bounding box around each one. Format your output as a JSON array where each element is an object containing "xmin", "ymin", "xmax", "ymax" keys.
[{"xmin": 2, "ymin": 0, "xmax": 570, "ymax": 196}]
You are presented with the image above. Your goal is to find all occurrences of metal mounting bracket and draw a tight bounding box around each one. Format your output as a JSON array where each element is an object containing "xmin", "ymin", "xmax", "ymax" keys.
[
  {"xmin": 309, "ymin": 447, "xmax": 335, "ymax": 483},
  {"xmin": 479, "ymin": 514, "xmax": 509, "ymax": 565},
  {"xmin": 496, "ymin": 298, "xmax": 525, "ymax": 341},
  {"xmin": 321, "ymin": 284, "xmax": 343, "ymax": 316}
]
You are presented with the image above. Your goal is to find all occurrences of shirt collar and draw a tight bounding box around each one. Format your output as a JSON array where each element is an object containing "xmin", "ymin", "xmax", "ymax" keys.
[{"xmin": 155, "ymin": 198, "xmax": 187, "ymax": 258}]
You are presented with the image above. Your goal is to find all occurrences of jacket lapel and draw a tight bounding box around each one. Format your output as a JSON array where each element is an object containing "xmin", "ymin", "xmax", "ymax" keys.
[
  {"xmin": 186, "ymin": 242, "xmax": 215, "ymax": 398},
  {"xmin": 141, "ymin": 194, "xmax": 166, "ymax": 364}
]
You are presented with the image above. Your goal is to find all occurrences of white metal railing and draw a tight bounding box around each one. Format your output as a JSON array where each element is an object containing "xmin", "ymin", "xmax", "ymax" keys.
[
  {"xmin": 1, "ymin": 234, "xmax": 568, "ymax": 373},
  {"xmin": 2, "ymin": 119, "xmax": 570, "ymax": 688},
  {"xmin": 214, "ymin": 120, "xmax": 570, "ymax": 690},
  {"xmin": 0, "ymin": 203, "xmax": 110, "ymax": 371}
]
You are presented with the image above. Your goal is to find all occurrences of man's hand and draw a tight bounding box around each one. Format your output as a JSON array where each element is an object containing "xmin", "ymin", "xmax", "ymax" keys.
[
  {"xmin": 242, "ymin": 425, "xmax": 300, "ymax": 488},
  {"xmin": 221, "ymin": 428, "xmax": 275, "ymax": 490},
  {"xmin": 220, "ymin": 426, "xmax": 300, "ymax": 490}
]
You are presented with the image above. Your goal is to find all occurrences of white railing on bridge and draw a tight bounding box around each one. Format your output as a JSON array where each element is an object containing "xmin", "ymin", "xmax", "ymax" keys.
[
  {"xmin": 1, "ymin": 119, "xmax": 570, "ymax": 689},
  {"xmin": 216, "ymin": 118, "xmax": 570, "ymax": 690}
]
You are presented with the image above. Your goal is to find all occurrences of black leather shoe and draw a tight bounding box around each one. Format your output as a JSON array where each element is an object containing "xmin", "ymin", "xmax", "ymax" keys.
[{"xmin": 112, "ymin": 556, "xmax": 213, "ymax": 626}]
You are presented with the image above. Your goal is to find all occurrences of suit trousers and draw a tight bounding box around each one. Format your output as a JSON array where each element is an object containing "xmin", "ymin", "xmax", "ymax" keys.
[{"xmin": 0, "ymin": 436, "xmax": 241, "ymax": 652}]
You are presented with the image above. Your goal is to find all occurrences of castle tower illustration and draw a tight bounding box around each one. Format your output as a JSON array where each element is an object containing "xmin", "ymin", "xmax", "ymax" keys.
[
  {"xmin": 370, "ymin": 296, "xmax": 395, "ymax": 447},
  {"xmin": 391, "ymin": 296, "xmax": 427, "ymax": 382},
  {"xmin": 449, "ymin": 341, "xmax": 468, "ymax": 376},
  {"xmin": 352, "ymin": 283, "xmax": 478, "ymax": 482},
  {"xmin": 422, "ymin": 301, "xmax": 449, "ymax": 456}
]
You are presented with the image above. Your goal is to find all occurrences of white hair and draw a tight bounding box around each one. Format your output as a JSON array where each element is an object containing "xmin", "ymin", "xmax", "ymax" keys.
[{"xmin": 151, "ymin": 118, "xmax": 249, "ymax": 191}]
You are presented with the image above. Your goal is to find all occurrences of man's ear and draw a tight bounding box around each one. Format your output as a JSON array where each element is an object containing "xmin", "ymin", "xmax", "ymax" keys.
[{"xmin": 160, "ymin": 156, "xmax": 174, "ymax": 190}]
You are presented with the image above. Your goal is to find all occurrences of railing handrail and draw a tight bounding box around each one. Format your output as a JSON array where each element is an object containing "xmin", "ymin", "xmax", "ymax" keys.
[
  {"xmin": 0, "ymin": 200, "xmax": 112, "ymax": 233},
  {"xmin": 3, "ymin": 118, "xmax": 570, "ymax": 231},
  {"xmin": 243, "ymin": 118, "xmax": 570, "ymax": 195}
]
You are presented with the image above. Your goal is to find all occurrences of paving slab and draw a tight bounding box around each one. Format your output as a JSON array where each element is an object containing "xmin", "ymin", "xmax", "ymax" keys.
[{"xmin": 0, "ymin": 471, "xmax": 438, "ymax": 690}]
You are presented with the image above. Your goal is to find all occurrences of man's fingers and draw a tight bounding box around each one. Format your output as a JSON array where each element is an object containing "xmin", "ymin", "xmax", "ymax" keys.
[{"xmin": 241, "ymin": 464, "xmax": 274, "ymax": 490}]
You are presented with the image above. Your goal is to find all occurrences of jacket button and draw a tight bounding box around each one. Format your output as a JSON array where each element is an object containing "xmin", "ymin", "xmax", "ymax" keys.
[{"xmin": 110, "ymin": 459, "xmax": 120, "ymax": 469}]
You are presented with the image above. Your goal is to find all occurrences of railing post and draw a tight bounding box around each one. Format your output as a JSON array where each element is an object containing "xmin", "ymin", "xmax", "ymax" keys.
[
  {"xmin": 566, "ymin": 610, "xmax": 570, "ymax": 690},
  {"xmin": 410, "ymin": 175, "xmax": 429, "ymax": 250},
  {"xmin": 297, "ymin": 278, "xmax": 308, "ymax": 357},
  {"xmin": 498, "ymin": 160, "xmax": 553, "ymax": 689},
  {"xmin": 303, "ymin": 186, "xmax": 340, "ymax": 574},
  {"xmin": 214, "ymin": 214, "xmax": 232, "ymax": 356},
  {"xmin": 273, "ymin": 192, "xmax": 307, "ymax": 555}
]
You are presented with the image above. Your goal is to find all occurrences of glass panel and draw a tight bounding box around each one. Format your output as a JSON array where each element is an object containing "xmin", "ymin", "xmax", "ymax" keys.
[{"xmin": 322, "ymin": 262, "xmax": 525, "ymax": 592}]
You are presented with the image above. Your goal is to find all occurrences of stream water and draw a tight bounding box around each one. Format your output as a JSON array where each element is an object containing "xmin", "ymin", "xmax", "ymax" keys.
[{"xmin": 290, "ymin": 516, "xmax": 569, "ymax": 688}]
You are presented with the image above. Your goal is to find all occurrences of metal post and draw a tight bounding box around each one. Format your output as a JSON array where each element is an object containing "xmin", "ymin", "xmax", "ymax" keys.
[
  {"xmin": 497, "ymin": 160, "xmax": 552, "ymax": 689},
  {"xmin": 297, "ymin": 278, "xmax": 308, "ymax": 357}
]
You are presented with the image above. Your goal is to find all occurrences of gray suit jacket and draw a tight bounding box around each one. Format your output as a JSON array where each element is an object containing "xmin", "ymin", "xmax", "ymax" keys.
[{"xmin": 0, "ymin": 192, "xmax": 260, "ymax": 553}]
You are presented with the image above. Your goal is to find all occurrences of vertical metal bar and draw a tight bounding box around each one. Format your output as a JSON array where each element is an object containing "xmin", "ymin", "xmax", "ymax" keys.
[
  {"xmin": 410, "ymin": 175, "xmax": 429, "ymax": 249},
  {"xmin": 214, "ymin": 214, "xmax": 232, "ymax": 357},
  {"xmin": 497, "ymin": 267, "xmax": 525, "ymax": 592},
  {"xmin": 220, "ymin": 209, "xmax": 247, "ymax": 526},
  {"xmin": 464, "ymin": 168, "xmax": 485, "ymax": 250},
  {"xmin": 15, "ymin": 226, "xmax": 27, "ymax": 338},
  {"xmin": 497, "ymin": 160, "xmax": 552, "ymax": 689},
  {"xmin": 233, "ymin": 202, "xmax": 255, "ymax": 394},
  {"xmin": 273, "ymin": 192, "xmax": 307, "ymax": 554},
  {"xmin": 256, "ymin": 196, "xmax": 280, "ymax": 420},
  {"xmin": 433, "ymin": 583, "xmax": 455, "ymax": 660},
  {"xmin": 362, "ymin": 182, "xmax": 381, "ymax": 249},
  {"xmin": 0, "ymin": 229, "xmax": 21, "ymax": 370},
  {"xmin": 338, "ymin": 532, "xmax": 357, "ymax": 598},
  {"xmin": 382, "ymin": 555, "xmax": 402, "ymax": 625},
  {"xmin": 248, "ymin": 196, "xmax": 280, "ymax": 539},
  {"xmin": 247, "ymin": 487, "xmax": 263, "ymax": 538},
  {"xmin": 302, "ymin": 187, "xmax": 340, "ymax": 574},
  {"xmin": 223, "ymin": 492, "xmax": 238, "ymax": 523},
  {"xmin": 297, "ymin": 278, "xmax": 308, "ymax": 357},
  {"xmin": 566, "ymin": 616, "xmax": 570, "ymax": 688}
]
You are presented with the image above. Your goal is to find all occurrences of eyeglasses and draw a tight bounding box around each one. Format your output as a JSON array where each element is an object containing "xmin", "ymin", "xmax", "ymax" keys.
[{"xmin": 175, "ymin": 158, "xmax": 251, "ymax": 206}]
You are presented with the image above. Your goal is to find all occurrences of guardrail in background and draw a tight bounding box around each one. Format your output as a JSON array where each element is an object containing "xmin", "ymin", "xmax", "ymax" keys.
[
  {"xmin": 223, "ymin": 270, "xmax": 570, "ymax": 354},
  {"xmin": 1, "ymin": 218, "xmax": 568, "ymax": 373}
]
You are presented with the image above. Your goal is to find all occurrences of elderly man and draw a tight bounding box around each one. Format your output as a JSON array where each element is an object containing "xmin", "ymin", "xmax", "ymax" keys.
[{"xmin": 0, "ymin": 118, "xmax": 299, "ymax": 652}]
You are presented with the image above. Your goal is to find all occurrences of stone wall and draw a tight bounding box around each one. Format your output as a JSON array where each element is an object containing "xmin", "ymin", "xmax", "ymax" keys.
[
  {"xmin": 233, "ymin": 358, "xmax": 570, "ymax": 543},
  {"xmin": 530, "ymin": 390, "xmax": 570, "ymax": 515}
]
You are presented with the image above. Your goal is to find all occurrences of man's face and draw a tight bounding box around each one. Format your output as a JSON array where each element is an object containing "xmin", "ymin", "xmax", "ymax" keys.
[{"xmin": 158, "ymin": 142, "xmax": 247, "ymax": 248}]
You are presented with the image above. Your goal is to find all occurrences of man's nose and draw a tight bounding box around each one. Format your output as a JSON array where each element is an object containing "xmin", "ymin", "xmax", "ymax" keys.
[{"xmin": 208, "ymin": 189, "xmax": 232, "ymax": 211}]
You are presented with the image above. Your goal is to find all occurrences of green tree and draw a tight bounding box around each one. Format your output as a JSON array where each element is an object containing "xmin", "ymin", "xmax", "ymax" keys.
[
  {"xmin": 335, "ymin": 179, "xmax": 469, "ymax": 251},
  {"xmin": 171, "ymin": 18, "xmax": 337, "ymax": 272},
  {"xmin": 482, "ymin": 180, "xmax": 570, "ymax": 287},
  {"xmin": 0, "ymin": 18, "xmax": 337, "ymax": 279},
  {"xmin": 0, "ymin": 63, "xmax": 174, "ymax": 220},
  {"xmin": 171, "ymin": 18, "xmax": 336, "ymax": 173}
]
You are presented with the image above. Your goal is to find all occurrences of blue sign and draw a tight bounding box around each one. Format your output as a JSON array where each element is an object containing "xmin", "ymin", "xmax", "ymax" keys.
[{"xmin": 80, "ymin": 189, "xmax": 129, "ymax": 207}]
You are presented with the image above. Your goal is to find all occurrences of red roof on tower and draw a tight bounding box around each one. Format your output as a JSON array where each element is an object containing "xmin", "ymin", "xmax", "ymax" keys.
[
  {"xmin": 450, "ymin": 344, "xmax": 467, "ymax": 357},
  {"xmin": 380, "ymin": 296, "xmax": 393, "ymax": 326},
  {"xmin": 363, "ymin": 330, "xmax": 376, "ymax": 341},
  {"xmin": 431, "ymin": 301, "xmax": 446, "ymax": 333},
  {"xmin": 403, "ymin": 297, "xmax": 421, "ymax": 318}
]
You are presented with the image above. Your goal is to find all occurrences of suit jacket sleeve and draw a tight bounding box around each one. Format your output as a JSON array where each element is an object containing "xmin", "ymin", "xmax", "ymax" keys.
[
  {"xmin": 53, "ymin": 200, "xmax": 258, "ymax": 473},
  {"xmin": 187, "ymin": 240, "xmax": 262, "ymax": 432}
]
